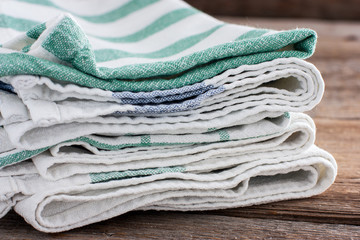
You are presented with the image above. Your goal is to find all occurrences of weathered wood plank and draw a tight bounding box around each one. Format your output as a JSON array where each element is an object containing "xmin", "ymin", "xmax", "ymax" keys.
[
  {"xmin": 186, "ymin": 0, "xmax": 360, "ymax": 21},
  {"xmin": 315, "ymin": 119, "xmax": 360, "ymax": 154},
  {"xmin": 219, "ymin": 17, "xmax": 360, "ymax": 39},
  {"xmin": 307, "ymin": 59, "xmax": 360, "ymax": 119},
  {"xmin": 1, "ymin": 210, "xmax": 360, "ymax": 239}
]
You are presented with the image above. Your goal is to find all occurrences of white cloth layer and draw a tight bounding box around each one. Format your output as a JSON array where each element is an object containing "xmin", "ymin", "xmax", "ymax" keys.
[
  {"xmin": 0, "ymin": 112, "xmax": 289, "ymax": 169},
  {"xmin": 0, "ymin": 113, "xmax": 337, "ymax": 232},
  {"xmin": 33, "ymin": 112, "xmax": 314, "ymax": 181},
  {"xmin": 2, "ymin": 146, "xmax": 335, "ymax": 233},
  {"xmin": 1, "ymin": 58, "xmax": 324, "ymax": 150}
]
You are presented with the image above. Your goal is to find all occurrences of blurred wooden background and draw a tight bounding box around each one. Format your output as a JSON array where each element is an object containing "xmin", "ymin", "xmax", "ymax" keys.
[{"xmin": 185, "ymin": 0, "xmax": 360, "ymax": 20}]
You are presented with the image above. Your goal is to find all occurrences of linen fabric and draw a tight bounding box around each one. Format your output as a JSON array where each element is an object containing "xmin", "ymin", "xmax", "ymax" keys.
[{"xmin": 0, "ymin": 0, "xmax": 336, "ymax": 232}]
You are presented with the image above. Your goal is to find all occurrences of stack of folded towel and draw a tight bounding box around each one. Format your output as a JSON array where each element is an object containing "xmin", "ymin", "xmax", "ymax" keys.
[{"xmin": 0, "ymin": 0, "xmax": 337, "ymax": 232}]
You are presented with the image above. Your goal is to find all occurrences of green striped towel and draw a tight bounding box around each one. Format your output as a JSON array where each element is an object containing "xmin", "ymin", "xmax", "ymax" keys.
[
  {"xmin": 0, "ymin": 0, "xmax": 316, "ymax": 91},
  {"xmin": 0, "ymin": 0, "xmax": 336, "ymax": 233},
  {"xmin": 0, "ymin": 0, "xmax": 322, "ymax": 152}
]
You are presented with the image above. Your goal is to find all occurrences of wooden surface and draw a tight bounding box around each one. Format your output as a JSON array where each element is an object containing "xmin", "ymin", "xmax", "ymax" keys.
[
  {"xmin": 1, "ymin": 18, "xmax": 360, "ymax": 239},
  {"xmin": 185, "ymin": 0, "xmax": 360, "ymax": 20}
]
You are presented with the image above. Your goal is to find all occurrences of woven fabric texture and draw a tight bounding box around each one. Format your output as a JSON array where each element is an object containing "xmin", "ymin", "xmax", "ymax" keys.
[{"xmin": 0, "ymin": 0, "xmax": 336, "ymax": 233}]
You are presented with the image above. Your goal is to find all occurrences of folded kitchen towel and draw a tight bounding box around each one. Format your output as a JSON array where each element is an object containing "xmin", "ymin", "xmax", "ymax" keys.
[
  {"xmin": 0, "ymin": 0, "xmax": 316, "ymax": 90},
  {"xmin": 0, "ymin": 111, "xmax": 289, "ymax": 168},
  {"xmin": 0, "ymin": 57, "xmax": 324, "ymax": 150},
  {"xmin": 0, "ymin": 0, "xmax": 319, "ymax": 151},
  {"xmin": 0, "ymin": 0, "xmax": 336, "ymax": 233},
  {"xmin": 5, "ymin": 146, "xmax": 336, "ymax": 233},
  {"xmin": 0, "ymin": 114, "xmax": 336, "ymax": 232},
  {"xmin": 31, "ymin": 112, "xmax": 316, "ymax": 181}
]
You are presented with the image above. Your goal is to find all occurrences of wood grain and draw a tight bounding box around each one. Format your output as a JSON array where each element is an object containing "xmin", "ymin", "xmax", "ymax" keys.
[
  {"xmin": 308, "ymin": 59, "xmax": 360, "ymax": 119},
  {"xmin": 0, "ymin": 18, "xmax": 359, "ymax": 239},
  {"xmin": 185, "ymin": 0, "xmax": 360, "ymax": 21},
  {"xmin": 1, "ymin": 211, "xmax": 360, "ymax": 239}
]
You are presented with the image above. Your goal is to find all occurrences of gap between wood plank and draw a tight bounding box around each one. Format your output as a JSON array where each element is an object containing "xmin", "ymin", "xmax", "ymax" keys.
[{"xmin": 1, "ymin": 210, "xmax": 360, "ymax": 239}]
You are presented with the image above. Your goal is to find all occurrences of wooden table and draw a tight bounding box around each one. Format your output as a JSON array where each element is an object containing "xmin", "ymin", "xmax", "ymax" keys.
[{"xmin": 0, "ymin": 18, "xmax": 359, "ymax": 239}]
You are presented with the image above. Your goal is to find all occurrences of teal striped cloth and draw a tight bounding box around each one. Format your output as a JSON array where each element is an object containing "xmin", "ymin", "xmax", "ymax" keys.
[
  {"xmin": 0, "ymin": 0, "xmax": 316, "ymax": 92},
  {"xmin": 0, "ymin": 0, "xmax": 336, "ymax": 233}
]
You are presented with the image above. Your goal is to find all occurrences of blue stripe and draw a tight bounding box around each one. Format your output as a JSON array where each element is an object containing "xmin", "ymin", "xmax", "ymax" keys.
[
  {"xmin": 111, "ymin": 85, "xmax": 226, "ymax": 115},
  {"xmin": 0, "ymin": 81, "xmax": 15, "ymax": 93}
]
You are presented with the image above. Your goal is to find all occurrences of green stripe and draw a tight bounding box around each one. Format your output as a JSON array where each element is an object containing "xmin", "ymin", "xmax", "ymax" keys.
[
  {"xmin": 94, "ymin": 29, "xmax": 317, "ymax": 86},
  {"xmin": 0, "ymin": 14, "xmax": 39, "ymax": 32},
  {"xmin": 26, "ymin": 22, "xmax": 46, "ymax": 39},
  {"xmin": 236, "ymin": 29, "xmax": 269, "ymax": 41},
  {"xmin": 284, "ymin": 112, "xmax": 290, "ymax": 119},
  {"xmin": 97, "ymin": 8, "xmax": 198, "ymax": 43},
  {"xmin": 94, "ymin": 24, "xmax": 223, "ymax": 62},
  {"xmin": 80, "ymin": 0, "xmax": 160, "ymax": 23},
  {"xmin": 18, "ymin": 0, "xmax": 160, "ymax": 23},
  {"xmin": 207, "ymin": 127, "xmax": 217, "ymax": 132},
  {"xmin": 89, "ymin": 166, "xmax": 186, "ymax": 183},
  {"xmin": 41, "ymin": 16, "xmax": 97, "ymax": 74},
  {"xmin": 75, "ymin": 136, "xmax": 198, "ymax": 151},
  {"xmin": 218, "ymin": 130, "xmax": 230, "ymax": 141},
  {"xmin": 21, "ymin": 44, "xmax": 31, "ymax": 53},
  {"xmin": 141, "ymin": 135, "xmax": 151, "ymax": 146},
  {"xmin": 0, "ymin": 7, "xmax": 197, "ymax": 44},
  {"xmin": 0, "ymin": 29, "xmax": 316, "ymax": 92},
  {"xmin": 0, "ymin": 147, "xmax": 49, "ymax": 168}
]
